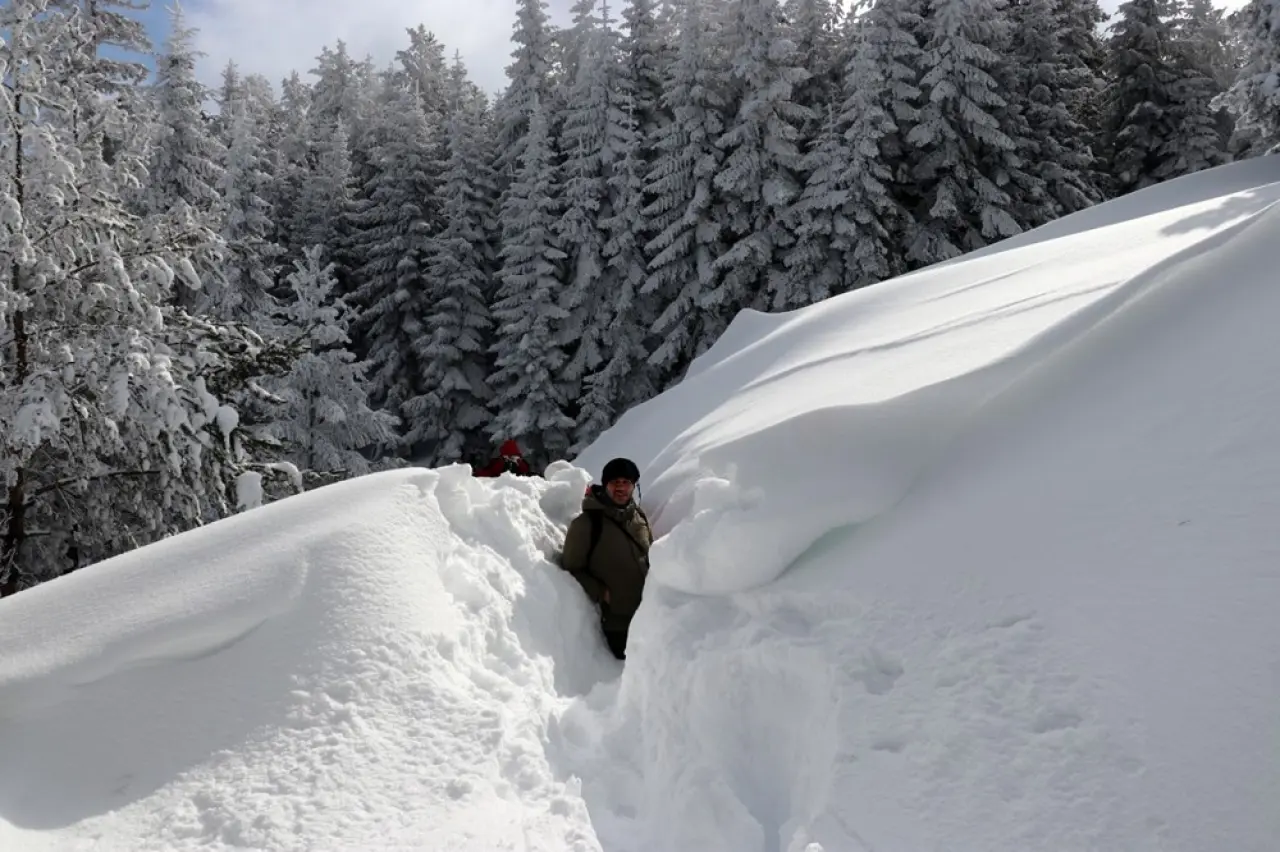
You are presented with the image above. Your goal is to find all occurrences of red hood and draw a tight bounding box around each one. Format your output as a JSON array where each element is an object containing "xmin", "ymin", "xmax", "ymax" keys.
[{"xmin": 499, "ymin": 439, "xmax": 522, "ymax": 456}]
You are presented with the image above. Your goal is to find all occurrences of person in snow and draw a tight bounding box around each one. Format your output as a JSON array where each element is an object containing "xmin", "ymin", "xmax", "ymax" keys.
[
  {"xmin": 473, "ymin": 439, "xmax": 532, "ymax": 477},
  {"xmin": 559, "ymin": 457, "xmax": 653, "ymax": 660}
]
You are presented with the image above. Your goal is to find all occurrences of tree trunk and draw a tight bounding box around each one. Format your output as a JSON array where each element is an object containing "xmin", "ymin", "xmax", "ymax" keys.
[
  {"xmin": 2, "ymin": 467, "xmax": 27, "ymax": 598},
  {"xmin": 2, "ymin": 86, "xmax": 28, "ymax": 598}
]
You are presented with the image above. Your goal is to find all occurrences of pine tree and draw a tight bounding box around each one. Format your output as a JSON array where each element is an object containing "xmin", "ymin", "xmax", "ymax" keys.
[
  {"xmin": 557, "ymin": 0, "xmax": 623, "ymax": 402},
  {"xmin": 348, "ymin": 88, "xmax": 440, "ymax": 435},
  {"xmin": 643, "ymin": 0, "xmax": 728, "ymax": 386},
  {"xmin": 217, "ymin": 88, "xmax": 283, "ymax": 319},
  {"xmin": 1176, "ymin": 0, "xmax": 1237, "ymax": 87},
  {"xmin": 494, "ymin": 0, "xmax": 556, "ymax": 177},
  {"xmin": 785, "ymin": 0, "xmax": 917, "ymax": 306},
  {"xmin": 394, "ymin": 25, "xmax": 450, "ymax": 117},
  {"xmin": 1219, "ymin": 0, "xmax": 1280, "ymax": 155},
  {"xmin": 294, "ymin": 119, "xmax": 358, "ymax": 293},
  {"xmin": 407, "ymin": 58, "xmax": 499, "ymax": 465},
  {"xmin": 270, "ymin": 247, "xmax": 398, "ymax": 482},
  {"xmin": 56, "ymin": 0, "xmax": 151, "ymax": 167},
  {"xmin": 708, "ymin": 0, "xmax": 814, "ymax": 324},
  {"xmin": 0, "ymin": 0, "xmax": 242, "ymax": 593},
  {"xmin": 576, "ymin": 5, "xmax": 659, "ymax": 451},
  {"xmin": 902, "ymin": 0, "xmax": 1024, "ymax": 265},
  {"xmin": 1007, "ymin": 0, "xmax": 1104, "ymax": 219},
  {"xmin": 620, "ymin": 0, "xmax": 670, "ymax": 149},
  {"xmin": 267, "ymin": 72, "xmax": 313, "ymax": 282},
  {"xmin": 1054, "ymin": 0, "xmax": 1109, "ymax": 180},
  {"xmin": 1158, "ymin": 0, "xmax": 1230, "ymax": 179},
  {"xmin": 309, "ymin": 41, "xmax": 375, "ymax": 141},
  {"xmin": 577, "ymin": 134, "xmax": 658, "ymax": 450},
  {"xmin": 148, "ymin": 2, "xmax": 226, "ymax": 308},
  {"xmin": 788, "ymin": 0, "xmax": 842, "ymax": 139},
  {"xmin": 488, "ymin": 99, "xmax": 574, "ymax": 463},
  {"xmin": 1103, "ymin": 0, "xmax": 1181, "ymax": 194}
]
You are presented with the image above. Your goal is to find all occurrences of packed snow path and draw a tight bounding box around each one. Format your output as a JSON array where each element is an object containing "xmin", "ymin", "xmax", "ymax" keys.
[{"xmin": 3, "ymin": 158, "xmax": 1280, "ymax": 851}]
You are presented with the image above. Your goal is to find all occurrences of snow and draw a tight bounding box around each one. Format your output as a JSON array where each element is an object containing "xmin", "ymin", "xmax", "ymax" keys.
[{"xmin": 3, "ymin": 157, "xmax": 1280, "ymax": 852}]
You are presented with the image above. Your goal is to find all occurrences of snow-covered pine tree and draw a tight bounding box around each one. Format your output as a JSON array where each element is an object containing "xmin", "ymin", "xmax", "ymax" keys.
[
  {"xmin": 308, "ymin": 42, "xmax": 379, "ymax": 269},
  {"xmin": 785, "ymin": 0, "xmax": 917, "ymax": 307},
  {"xmin": 393, "ymin": 25, "xmax": 449, "ymax": 118},
  {"xmin": 642, "ymin": 0, "xmax": 728, "ymax": 387},
  {"xmin": 214, "ymin": 60, "xmax": 242, "ymax": 144},
  {"xmin": 293, "ymin": 118, "xmax": 358, "ymax": 295},
  {"xmin": 575, "ymin": 4, "xmax": 659, "ymax": 452},
  {"xmin": 787, "ymin": 0, "xmax": 842, "ymax": 140},
  {"xmin": 557, "ymin": 0, "xmax": 625, "ymax": 409},
  {"xmin": 1051, "ymin": 0, "xmax": 1109, "ymax": 183},
  {"xmin": 405, "ymin": 57, "xmax": 498, "ymax": 466},
  {"xmin": 770, "ymin": 0, "xmax": 846, "ymax": 308},
  {"xmin": 488, "ymin": 98, "xmax": 574, "ymax": 463},
  {"xmin": 1102, "ymin": 0, "xmax": 1181, "ymax": 194},
  {"xmin": 558, "ymin": 0, "xmax": 604, "ymax": 106},
  {"xmin": 494, "ymin": 0, "xmax": 557, "ymax": 178},
  {"xmin": 309, "ymin": 41, "xmax": 376, "ymax": 143},
  {"xmin": 1219, "ymin": 0, "xmax": 1280, "ymax": 155},
  {"xmin": 269, "ymin": 247, "xmax": 398, "ymax": 483},
  {"xmin": 217, "ymin": 85, "xmax": 283, "ymax": 320},
  {"xmin": 266, "ymin": 72, "xmax": 312, "ymax": 283},
  {"xmin": 1176, "ymin": 0, "xmax": 1238, "ymax": 88},
  {"xmin": 348, "ymin": 85, "xmax": 440, "ymax": 444},
  {"xmin": 56, "ymin": 0, "xmax": 151, "ymax": 167},
  {"xmin": 1006, "ymin": 0, "xmax": 1105, "ymax": 220},
  {"xmin": 843, "ymin": 0, "xmax": 921, "ymax": 283},
  {"xmin": 1157, "ymin": 0, "xmax": 1231, "ymax": 179},
  {"xmin": 708, "ymin": 0, "xmax": 814, "ymax": 325},
  {"xmin": 0, "ymin": 0, "xmax": 243, "ymax": 593},
  {"xmin": 782, "ymin": 105, "xmax": 851, "ymax": 308},
  {"xmin": 620, "ymin": 0, "xmax": 670, "ymax": 152},
  {"xmin": 901, "ymin": 0, "xmax": 1023, "ymax": 265},
  {"xmin": 147, "ymin": 1, "xmax": 225, "ymax": 308}
]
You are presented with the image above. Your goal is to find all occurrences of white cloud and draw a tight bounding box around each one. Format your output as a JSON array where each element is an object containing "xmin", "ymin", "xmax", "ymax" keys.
[{"xmin": 187, "ymin": 0, "xmax": 574, "ymax": 98}]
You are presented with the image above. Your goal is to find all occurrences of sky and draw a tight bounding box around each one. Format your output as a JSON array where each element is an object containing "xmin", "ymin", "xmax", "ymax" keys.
[{"xmin": 139, "ymin": 0, "xmax": 1250, "ymax": 100}]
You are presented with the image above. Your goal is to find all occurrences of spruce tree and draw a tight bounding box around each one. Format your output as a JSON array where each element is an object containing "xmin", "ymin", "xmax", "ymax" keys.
[
  {"xmin": 488, "ymin": 99, "xmax": 574, "ymax": 463},
  {"xmin": 708, "ymin": 0, "xmax": 813, "ymax": 324},
  {"xmin": 642, "ymin": 0, "xmax": 728, "ymax": 386},
  {"xmin": 1103, "ymin": 0, "xmax": 1180, "ymax": 194},
  {"xmin": 148, "ymin": 2, "xmax": 225, "ymax": 307},
  {"xmin": 270, "ymin": 247, "xmax": 398, "ymax": 482},
  {"xmin": 407, "ymin": 60, "xmax": 499, "ymax": 465}
]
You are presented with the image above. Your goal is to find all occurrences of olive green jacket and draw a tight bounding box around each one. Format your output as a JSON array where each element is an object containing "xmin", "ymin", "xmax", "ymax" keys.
[{"xmin": 559, "ymin": 486, "xmax": 653, "ymax": 629}]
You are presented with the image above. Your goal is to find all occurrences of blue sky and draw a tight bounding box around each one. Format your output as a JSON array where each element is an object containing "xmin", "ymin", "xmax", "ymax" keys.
[{"xmin": 135, "ymin": 0, "xmax": 1247, "ymax": 100}]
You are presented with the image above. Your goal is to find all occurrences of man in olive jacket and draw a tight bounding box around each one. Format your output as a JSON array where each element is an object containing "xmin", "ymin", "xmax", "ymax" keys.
[{"xmin": 559, "ymin": 457, "xmax": 652, "ymax": 660}]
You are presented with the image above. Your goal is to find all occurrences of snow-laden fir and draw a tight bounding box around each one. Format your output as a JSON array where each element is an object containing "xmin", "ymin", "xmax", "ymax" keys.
[{"xmin": 2, "ymin": 156, "xmax": 1277, "ymax": 852}]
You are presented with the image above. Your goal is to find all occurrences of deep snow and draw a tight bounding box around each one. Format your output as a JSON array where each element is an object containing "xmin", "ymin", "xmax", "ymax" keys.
[{"xmin": 3, "ymin": 156, "xmax": 1279, "ymax": 852}]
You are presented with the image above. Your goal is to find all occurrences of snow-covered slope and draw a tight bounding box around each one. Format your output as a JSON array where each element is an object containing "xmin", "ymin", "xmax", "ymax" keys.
[
  {"xmin": 0, "ymin": 465, "xmax": 620, "ymax": 851},
  {"xmin": 3, "ymin": 157, "xmax": 1279, "ymax": 852}
]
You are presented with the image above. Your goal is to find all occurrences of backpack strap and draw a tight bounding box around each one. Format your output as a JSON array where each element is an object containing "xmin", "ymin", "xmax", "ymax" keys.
[{"xmin": 584, "ymin": 509, "xmax": 604, "ymax": 566}]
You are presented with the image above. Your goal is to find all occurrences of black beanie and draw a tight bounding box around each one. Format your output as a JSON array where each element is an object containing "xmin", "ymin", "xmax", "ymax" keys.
[{"xmin": 602, "ymin": 457, "xmax": 640, "ymax": 484}]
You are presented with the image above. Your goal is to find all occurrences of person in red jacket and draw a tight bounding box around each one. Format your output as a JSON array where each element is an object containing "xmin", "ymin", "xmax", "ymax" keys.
[{"xmin": 473, "ymin": 439, "xmax": 532, "ymax": 477}]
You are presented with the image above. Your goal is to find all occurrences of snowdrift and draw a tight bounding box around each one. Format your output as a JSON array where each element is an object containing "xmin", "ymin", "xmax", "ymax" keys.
[
  {"xmin": 2, "ymin": 155, "xmax": 1279, "ymax": 852},
  {"xmin": 575, "ymin": 155, "xmax": 1280, "ymax": 852},
  {"xmin": 0, "ymin": 465, "xmax": 617, "ymax": 851}
]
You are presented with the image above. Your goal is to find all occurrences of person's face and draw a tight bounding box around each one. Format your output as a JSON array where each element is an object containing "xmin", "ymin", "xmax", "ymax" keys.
[{"xmin": 606, "ymin": 478, "xmax": 635, "ymax": 505}]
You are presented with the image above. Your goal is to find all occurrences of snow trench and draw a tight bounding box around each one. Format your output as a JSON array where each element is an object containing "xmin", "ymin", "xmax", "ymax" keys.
[{"xmin": 2, "ymin": 160, "xmax": 1279, "ymax": 852}]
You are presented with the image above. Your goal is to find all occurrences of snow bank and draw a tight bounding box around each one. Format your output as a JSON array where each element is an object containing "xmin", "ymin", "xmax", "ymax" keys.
[
  {"xmin": 577, "ymin": 155, "xmax": 1280, "ymax": 597},
  {"xmin": 0, "ymin": 464, "xmax": 616, "ymax": 851},
  {"xmin": 571, "ymin": 158, "xmax": 1280, "ymax": 851}
]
